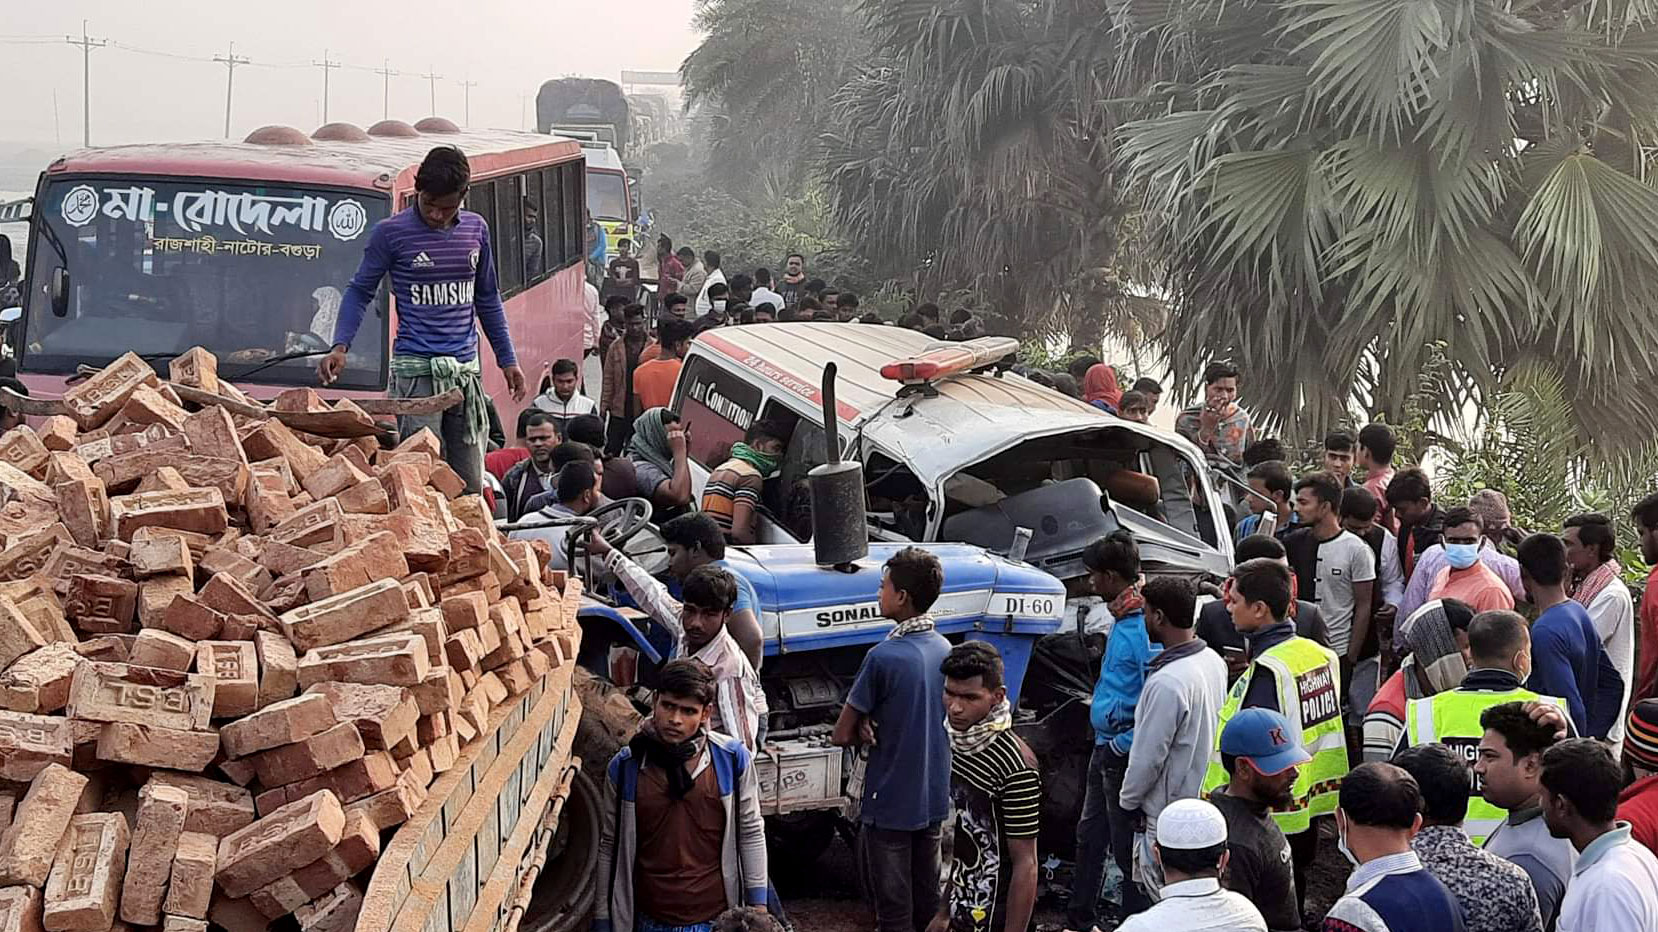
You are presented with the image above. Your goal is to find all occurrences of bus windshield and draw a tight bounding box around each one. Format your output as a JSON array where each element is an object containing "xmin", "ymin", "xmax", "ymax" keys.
[
  {"xmin": 586, "ymin": 171, "xmax": 628, "ymax": 222},
  {"xmin": 21, "ymin": 177, "xmax": 390, "ymax": 390}
]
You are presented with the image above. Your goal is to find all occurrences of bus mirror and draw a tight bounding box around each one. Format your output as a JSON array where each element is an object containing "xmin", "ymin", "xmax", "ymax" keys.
[
  {"xmin": 49, "ymin": 267, "xmax": 69, "ymax": 318},
  {"xmin": 0, "ymin": 307, "xmax": 19, "ymax": 324}
]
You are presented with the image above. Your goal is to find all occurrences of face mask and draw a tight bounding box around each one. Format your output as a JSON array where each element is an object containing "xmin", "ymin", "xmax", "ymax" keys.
[
  {"xmin": 713, "ymin": 300, "xmax": 727, "ymax": 313},
  {"xmin": 1445, "ymin": 542, "xmax": 1480, "ymax": 570},
  {"xmin": 1336, "ymin": 819, "xmax": 1359, "ymax": 867}
]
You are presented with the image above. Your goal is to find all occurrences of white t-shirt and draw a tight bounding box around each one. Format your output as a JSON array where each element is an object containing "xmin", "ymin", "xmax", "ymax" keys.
[
  {"xmin": 749, "ymin": 285, "xmax": 784, "ymax": 313},
  {"xmin": 1585, "ymin": 577, "xmax": 1635, "ymax": 751},
  {"xmin": 1558, "ymin": 829, "xmax": 1658, "ymax": 932},
  {"xmin": 1313, "ymin": 530, "xmax": 1377, "ymax": 655}
]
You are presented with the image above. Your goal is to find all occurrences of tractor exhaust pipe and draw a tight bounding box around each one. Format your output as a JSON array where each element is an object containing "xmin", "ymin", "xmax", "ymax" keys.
[{"xmin": 808, "ymin": 363, "xmax": 868, "ymax": 569}]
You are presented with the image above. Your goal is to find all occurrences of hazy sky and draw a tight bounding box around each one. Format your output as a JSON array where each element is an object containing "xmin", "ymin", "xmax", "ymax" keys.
[{"xmin": 2, "ymin": 0, "xmax": 700, "ymax": 147}]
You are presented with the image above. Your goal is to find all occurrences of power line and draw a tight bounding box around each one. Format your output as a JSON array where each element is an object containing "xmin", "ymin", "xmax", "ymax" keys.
[
  {"xmin": 214, "ymin": 41, "xmax": 251, "ymax": 139},
  {"xmin": 65, "ymin": 21, "xmax": 107, "ymax": 147},
  {"xmin": 314, "ymin": 50, "xmax": 341, "ymax": 123}
]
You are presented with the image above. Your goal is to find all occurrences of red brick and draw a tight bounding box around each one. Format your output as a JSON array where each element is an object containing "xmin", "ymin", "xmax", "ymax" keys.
[
  {"xmin": 426, "ymin": 732, "xmax": 459, "ymax": 773},
  {"xmin": 162, "ymin": 915, "xmax": 207, "ymax": 932},
  {"xmin": 0, "ymin": 645, "xmax": 79, "ymax": 714},
  {"xmin": 260, "ymin": 574, "xmax": 308, "ymax": 615},
  {"xmin": 333, "ymin": 481, "xmax": 388, "ymax": 517},
  {"xmin": 299, "ymin": 456, "xmax": 368, "ymax": 504},
  {"xmin": 0, "ymin": 529, "xmax": 71, "ymax": 586},
  {"xmin": 71, "ymin": 638, "xmax": 126, "ymax": 664},
  {"xmin": 0, "ymin": 601, "xmax": 45, "ymax": 672},
  {"xmin": 439, "ymin": 591, "xmax": 488, "ymax": 632},
  {"xmin": 249, "ymin": 722, "xmax": 363, "ymax": 788},
  {"xmin": 95, "ymin": 722, "xmax": 219, "ymax": 772},
  {"xmin": 220, "ymin": 694, "xmax": 337, "ymax": 759},
  {"xmin": 119, "ymin": 385, "xmax": 189, "ymax": 433},
  {"xmin": 494, "ymin": 658, "xmax": 537, "ymax": 696},
  {"xmin": 280, "ymin": 579, "xmax": 407, "ymax": 652},
  {"xmin": 135, "ymin": 466, "xmax": 190, "ymax": 494},
  {"xmin": 197, "ymin": 548, "xmax": 270, "ymax": 596},
  {"xmin": 128, "ymin": 629, "xmax": 195, "ymax": 672},
  {"xmin": 61, "ymin": 353, "xmax": 159, "ymax": 430},
  {"xmin": 278, "ymin": 752, "xmax": 398, "ymax": 806},
  {"xmin": 296, "ymin": 633, "xmax": 429, "ymax": 689},
  {"xmin": 98, "ymin": 452, "xmax": 249, "ymax": 507},
  {"xmin": 157, "ymin": 595, "xmax": 224, "ymax": 642},
  {"xmin": 144, "ymin": 774, "xmax": 254, "ymax": 839},
  {"xmin": 240, "ymin": 421, "xmax": 328, "ymax": 484},
  {"xmin": 377, "ymin": 463, "xmax": 431, "ymax": 515},
  {"xmin": 73, "ymin": 425, "xmax": 187, "ymax": 470},
  {"xmin": 110, "ymin": 488, "xmax": 227, "ymax": 541},
  {"xmin": 342, "ymin": 768, "xmax": 425, "ymax": 833},
  {"xmin": 168, "ymin": 347, "xmax": 220, "ymax": 395},
  {"xmin": 0, "ymin": 582, "xmax": 66, "ymax": 648},
  {"xmin": 180, "ymin": 406, "xmax": 245, "ymax": 466},
  {"xmin": 294, "ymin": 882, "xmax": 362, "ymax": 932},
  {"xmin": 0, "ymin": 711, "xmax": 73, "ymax": 781},
  {"xmin": 257, "ymin": 540, "xmax": 324, "ymax": 578},
  {"xmin": 249, "ymin": 456, "xmax": 296, "ymax": 495},
  {"xmin": 42, "ymin": 812, "xmax": 128, "ymax": 931},
  {"xmin": 270, "ymin": 499, "xmax": 345, "ymax": 552},
  {"xmin": 408, "ymin": 667, "xmax": 462, "ymax": 716},
  {"xmin": 300, "ymin": 533, "xmax": 408, "ymax": 603},
  {"xmin": 218, "ymin": 756, "xmax": 256, "ymax": 787},
  {"xmin": 301, "ymin": 683, "xmax": 416, "ymax": 751},
  {"xmin": 160, "ymin": 831, "xmax": 215, "ymax": 920},
  {"xmin": 444, "ymin": 629, "xmax": 482, "ymax": 672},
  {"xmin": 44, "ymin": 452, "xmax": 93, "ymax": 488},
  {"xmin": 67, "ymin": 662, "xmax": 215, "ymax": 731},
  {"xmin": 213, "ymin": 792, "xmax": 344, "ymax": 899},
  {"xmin": 0, "ymin": 764, "xmax": 89, "ymax": 887},
  {"xmin": 118, "ymin": 784, "xmax": 187, "ymax": 925},
  {"xmin": 384, "ymin": 512, "xmax": 449, "ymax": 572},
  {"xmin": 0, "ymin": 429, "xmax": 49, "ymax": 481},
  {"xmin": 381, "ymin": 607, "xmax": 446, "ymax": 667},
  {"xmin": 37, "ymin": 418, "xmax": 76, "ymax": 455},
  {"xmin": 0, "ymin": 886, "xmax": 41, "ymax": 932},
  {"xmin": 52, "ymin": 479, "xmax": 108, "ymax": 550},
  {"xmin": 439, "ymin": 528, "xmax": 490, "ymax": 586},
  {"xmin": 195, "ymin": 641, "xmax": 258, "ymax": 719},
  {"xmin": 253, "ymin": 631, "xmax": 297, "ymax": 709},
  {"xmin": 129, "ymin": 533, "xmax": 191, "ymax": 579}
]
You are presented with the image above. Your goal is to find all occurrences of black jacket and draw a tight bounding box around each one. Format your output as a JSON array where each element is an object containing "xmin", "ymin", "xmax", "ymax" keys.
[{"xmin": 501, "ymin": 458, "xmax": 554, "ymax": 522}]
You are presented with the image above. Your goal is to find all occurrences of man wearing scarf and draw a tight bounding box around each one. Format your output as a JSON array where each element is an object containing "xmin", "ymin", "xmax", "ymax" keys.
[
  {"xmin": 928, "ymin": 642, "xmax": 1040, "ymax": 932},
  {"xmin": 323, "ymin": 146, "xmax": 526, "ymax": 493},
  {"xmin": 701, "ymin": 420, "xmax": 791, "ymax": 544},
  {"xmin": 1082, "ymin": 364, "xmax": 1123, "ymax": 414},
  {"xmin": 1067, "ymin": 530, "xmax": 1159, "ymax": 929},
  {"xmin": 626, "ymin": 408, "xmax": 694, "ymax": 516},
  {"xmin": 1361, "ymin": 599, "xmax": 1475, "ymax": 762},
  {"xmin": 832, "ymin": 547, "xmax": 953, "ymax": 932},
  {"xmin": 1565, "ymin": 512, "xmax": 1634, "ymax": 754},
  {"xmin": 595, "ymin": 658, "xmax": 769, "ymax": 932}
]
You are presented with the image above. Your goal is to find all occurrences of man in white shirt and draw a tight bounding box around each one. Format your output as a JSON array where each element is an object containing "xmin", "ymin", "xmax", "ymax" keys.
[
  {"xmin": 749, "ymin": 267, "xmax": 784, "ymax": 315},
  {"xmin": 581, "ymin": 278, "xmax": 605, "ymax": 394},
  {"xmin": 695, "ymin": 250, "xmax": 728, "ymax": 317},
  {"xmin": 1115, "ymin": 799, "xmax": 1266, "ymax": 932},
  {"xmin": 1541, "ymin": 737, "xmax": 1658, "ymax": 931},
  {"xmin": 531, "ymin": 358, "xmax": 600, "ymax": 437},
  {"xmin": 1565, "ymin": 512, "xmax": 1635, "ymax": 754}
]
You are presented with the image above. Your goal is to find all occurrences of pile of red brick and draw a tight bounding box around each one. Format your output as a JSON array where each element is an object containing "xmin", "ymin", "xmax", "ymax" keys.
[{"xmin": 0, "ymin": 350, "xmax": 582, "ymax": 932}]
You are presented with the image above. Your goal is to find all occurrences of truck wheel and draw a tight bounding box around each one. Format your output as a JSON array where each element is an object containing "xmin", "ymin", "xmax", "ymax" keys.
[{"xmin": 521, "ymin": 767, "xmax": 604, "ymax": 932}]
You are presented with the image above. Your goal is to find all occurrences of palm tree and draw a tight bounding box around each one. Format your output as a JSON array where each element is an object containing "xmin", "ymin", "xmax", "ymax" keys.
[
  {"xmin": 1110, "ymin": 0, "xmax": 1658, "ymax": 444},
  {"xmin": 680, "ymin": 0, "xmax": 870, "ymax": 196},
  {"xmin": 819, "ymin": 0, "xmax": 1156, "ymax": 341}
]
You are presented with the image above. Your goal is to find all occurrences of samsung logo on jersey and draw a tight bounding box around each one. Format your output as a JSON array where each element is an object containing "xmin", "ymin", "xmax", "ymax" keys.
[
  {"xmin": 411, "ymin": 280, "xmax": 475, "ymax": 307},
  {"xmin": 815, "ymin": 605, "xmax": 883, "ymax": 627}
]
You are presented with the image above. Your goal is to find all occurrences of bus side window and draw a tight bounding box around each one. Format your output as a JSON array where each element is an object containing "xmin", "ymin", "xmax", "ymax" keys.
[
  {"xmin": 561, "ymin": 163, "xmax": 584, "ymax": 267},
  {"xmin": 539, "ymin": 166, "xmax": 564, "ymax": 271},
  {"xmin": 496, "ymin": 178, "xmax": 523, "ymax": 298},
  {"xmin": 470, "ymin": 180, "xmax": 497, "ymax": 281},
  {"xmin": 523, "ymin": 172, "xmax": 546, "ymax": 286}
]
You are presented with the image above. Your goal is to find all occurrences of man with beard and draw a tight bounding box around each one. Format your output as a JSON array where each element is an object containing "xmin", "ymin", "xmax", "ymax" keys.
[
  {"xmin": 1209, "ymin": 708, "xmax": 1308, "ymax": 932},
  {"xmin": 499, "ymin": 412, "xmax": 559, "ymax": 521},
  {"xmin": 594, "ymin": 658, "xmax": 770, "ymax": 932},
  {"xmin": 778, "ymin": 253, "xmax": 808, "ymax": 310}
]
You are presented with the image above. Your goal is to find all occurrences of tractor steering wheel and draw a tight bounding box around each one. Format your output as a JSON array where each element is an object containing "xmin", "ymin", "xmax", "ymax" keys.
[{"xmin": 584, "ymin": 496, "xmax": 654, "ymax": 550}]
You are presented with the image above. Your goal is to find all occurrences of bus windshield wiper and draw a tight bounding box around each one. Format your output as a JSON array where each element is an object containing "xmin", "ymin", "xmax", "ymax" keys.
[{"xmin": 233, "ymin": 348, "xmax": 334, "ymax": 381}]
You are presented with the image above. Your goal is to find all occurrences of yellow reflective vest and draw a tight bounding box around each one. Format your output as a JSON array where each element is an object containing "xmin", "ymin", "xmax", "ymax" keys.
[
  {"xmin": 1402, "ymin": 686, "xmax": 1567, "ymax": 845},
  {"xmin": 1204, "ymin": 635, "xmax": 1349, "ymax": 835}
]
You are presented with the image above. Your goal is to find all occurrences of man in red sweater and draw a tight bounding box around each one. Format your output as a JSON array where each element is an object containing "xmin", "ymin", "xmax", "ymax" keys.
[{"xmin": 1618, "ymin": 699, "xmax": 1658, "ymax": 854}]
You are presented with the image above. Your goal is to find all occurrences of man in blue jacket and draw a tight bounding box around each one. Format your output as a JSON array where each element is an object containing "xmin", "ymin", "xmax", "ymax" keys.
[
  {"xmin": 1066, "ymin": 530, "xmax": 1158, "ymax": 929},
  {"xmin": 594, "ymin": 658, "xmax": 769, "ymax": 932}
]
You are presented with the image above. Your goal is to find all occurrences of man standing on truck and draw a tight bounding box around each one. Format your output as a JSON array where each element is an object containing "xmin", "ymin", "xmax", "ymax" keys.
[
  {"xmin": 595, "ymin": 658, "xmax": 770, "ymax": 932},
  {"xmin": 833, "ymin": 547, "xmax": 953, "ymax": 932},
  {"xmin": 929, "ymin": 641, "xmax": 1041, "ymax": 932},
  {"xmin": 321, "ymin": 145, "xmax": 526, "ymax": 493}
]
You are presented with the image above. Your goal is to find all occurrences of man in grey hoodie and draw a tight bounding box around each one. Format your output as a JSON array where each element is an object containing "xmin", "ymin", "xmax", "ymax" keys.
[{"xmin": 1119, "ymin": 576, "xmax": 1229, "ymax": 899}]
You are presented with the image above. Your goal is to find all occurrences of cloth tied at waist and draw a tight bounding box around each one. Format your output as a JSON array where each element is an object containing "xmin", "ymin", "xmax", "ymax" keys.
[{"xmin": 389, "ymin": 354, "xmax": 489, "ymax": 447}]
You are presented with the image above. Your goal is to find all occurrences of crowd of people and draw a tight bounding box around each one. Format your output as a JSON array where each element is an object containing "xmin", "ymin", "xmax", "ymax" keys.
[{"xmin": 249, "ymin": 146, "xmax": 1658, "ymax": 932}]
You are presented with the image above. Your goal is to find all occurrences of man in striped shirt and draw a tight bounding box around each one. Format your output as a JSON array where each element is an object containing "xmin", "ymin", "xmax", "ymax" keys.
[
  {"xmin": 701, "ymin": 419, "xmax": 790, "ymax": 544},
  {"xmin": 321, "ymin": 146, "xmax": 526, "ymax": 492},
  {"xmin": 932, "ymin": 641, "xmax": 1040, "ymax": 932}
]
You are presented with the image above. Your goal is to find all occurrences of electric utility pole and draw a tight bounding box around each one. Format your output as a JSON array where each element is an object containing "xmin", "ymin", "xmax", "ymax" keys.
[
  {"xmin": 458, "ymin": 78, "xmax": 478, "ymax": 126},
  {"xmin": 65, "ymin": 21, "xmax": 107, "ymax": 147},
  {"xmin": 214, "ymin": 42, "xmax": 251, "ymax": 138},
  {"xmin": 376, "ymin": 60, "xmax": 399, "ymax": 119},
  {"xmin": 314, "ymin": 50, "xmax": 341, "ymax": 123},
  {"xmin": 420, "ymin": 66, "xmax": 443, "ymax": 116}
]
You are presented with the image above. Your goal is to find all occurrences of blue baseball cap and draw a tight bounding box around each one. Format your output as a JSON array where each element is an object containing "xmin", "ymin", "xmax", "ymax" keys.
[{"xmin": 1220, "ymin": 708, "xmax": 1312, "ymax": 775}]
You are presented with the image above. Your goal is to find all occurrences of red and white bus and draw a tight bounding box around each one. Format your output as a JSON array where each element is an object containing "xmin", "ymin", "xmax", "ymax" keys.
[{"xmin": 8, "ymin": 118, "xmax": 588, "ymax": 429}]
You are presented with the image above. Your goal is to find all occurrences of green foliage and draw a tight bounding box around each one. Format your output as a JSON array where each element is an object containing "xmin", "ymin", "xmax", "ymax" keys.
[{"xmin": 1111, "ymin": 0, "xmax": 1658, "ymax": 448}]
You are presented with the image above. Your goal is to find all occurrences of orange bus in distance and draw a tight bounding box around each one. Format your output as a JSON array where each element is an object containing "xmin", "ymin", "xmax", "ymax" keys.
[{"xmin": 10, "ymin": 117, "xmax": 588, "ymax": 431}]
